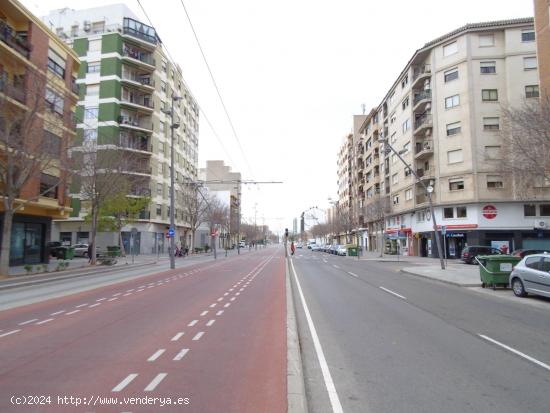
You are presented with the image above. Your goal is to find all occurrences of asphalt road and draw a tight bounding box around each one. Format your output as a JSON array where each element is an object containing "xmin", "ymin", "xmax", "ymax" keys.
[
  {"xmin": 291, "ymin": 249, "xmax": 550, "ymax": 413},
  {"xmin": 0, "ymin": 246, "xmax": 286, "ymax": 412}
]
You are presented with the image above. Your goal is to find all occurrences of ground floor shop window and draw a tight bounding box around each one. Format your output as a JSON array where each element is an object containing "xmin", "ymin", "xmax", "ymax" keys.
[{"xmin": 9, "ymin": 222, "xmax": 44, "ymax": 265}]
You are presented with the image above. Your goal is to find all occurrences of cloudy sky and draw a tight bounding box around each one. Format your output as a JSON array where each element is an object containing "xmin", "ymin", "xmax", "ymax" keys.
[{"xmin": 23, "ymin": 0, "xmax": 534, "ymax": 234}]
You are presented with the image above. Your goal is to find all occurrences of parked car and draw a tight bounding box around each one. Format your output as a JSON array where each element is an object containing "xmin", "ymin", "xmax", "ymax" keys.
[
  {"xmin": 461, "ymin": 246, "xmax": 502, "ymax": 264},
  {"xmin": 329, "ymin": 244, "xmax": 340, "ymax": 255},
  {"xmin": 296, "ymin": 242, "xmax": 303, "ymax": 249},
  {"xmin": 311, "ymin": 244, "xmax": 321, "ymax": 251},
  {"xmin": 510, "ymin": 249, "xmax": 549, "ymax": 258},
  {"xmin": 73, "ymin": 243, "xmax": 102, "ymax": 258},
  {"xmin": 509, "ymin": 253, "xmax": 550, "ymax": 298},
  {"xmin": 337, "ymin": 245, "xmax": 347, "ymax": 256},
  {"xmin": 46, "ymin": 241, "xmax": 64, "ymax": 258}
]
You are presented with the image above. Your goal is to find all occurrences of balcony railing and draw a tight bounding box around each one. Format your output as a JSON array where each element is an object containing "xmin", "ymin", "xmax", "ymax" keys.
[
  {"xmin": 413, "ymin": 89, "xmax": 432, "ymax": 106},
  {"xmin": 118, "ymin": 115, "xmax": 153, "ymax": 131},
  {"xmin": 0, "ymin": 20, "xmax": 30, "ymax": 58},
  {"xmin": 122, "ymin": 45, "xmax": 155, "ymax": 66},
  {"xmin": 415, "ymin": 140, "xmax": 433, "ymax": 155},
  {"xmin": 123, "ymin": 18, "xmax": 158, "ymax": 45},
  {"xmin": 119, "ymin": 133, "xmax": 150, "ymax": 152},
  {"xmin": 121, "ymin": 93, "xmax": 154, "ymax": 109},
  {"xmin": 130, "ymin": 188, "xmax": 152, "ymax": 198},
  {"xmin": 413, "ymin": 65, "xmax": 431, "ymax": 81},
  {"xmin": 416, "ymin": 166, "xmax": 434, "ymax": 178},
  {"xmin": 122, "ymin": 73, "xmax": 155, "ymax": 87},
  {"xmin": 414, "ymin": 114, "xmax": 432, "ymax": 131},
  {"xmin": 0, "ymin": 75, "xmax": 26, "ymax": 103}
]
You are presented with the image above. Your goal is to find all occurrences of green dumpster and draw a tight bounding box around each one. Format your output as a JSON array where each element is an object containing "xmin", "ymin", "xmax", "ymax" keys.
[
  {"xmin": 107, "ymin": 246, "xmax": 121, "ymax": 257},
  {"xmin": 476, "ymin": 255, "xmax": 521, "ymax": 290},
  {"xmin": 347, "ymin": 245, "xmax": 358, "ymax": 257},
  {"xmin": 57, "ymin": 246, "xmax": 75, "ymax": 260}
]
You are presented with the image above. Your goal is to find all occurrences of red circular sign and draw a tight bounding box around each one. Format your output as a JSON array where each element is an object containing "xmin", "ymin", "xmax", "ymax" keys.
[{"xmin": 482, "ymin": 205, "xmax": 497, "ymax": 219}]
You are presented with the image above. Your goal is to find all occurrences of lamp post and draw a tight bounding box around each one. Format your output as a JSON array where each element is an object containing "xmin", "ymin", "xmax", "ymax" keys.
[
  {"xmin": 378, "ymin": 137, "xmax": 445, "ymax": 270},
  {"xmin": 164, "ymin": 94, "xmax": 182, "ymax": 270}
]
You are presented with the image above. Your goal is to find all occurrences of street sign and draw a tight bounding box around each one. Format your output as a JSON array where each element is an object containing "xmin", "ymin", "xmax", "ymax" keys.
[
  {"xmin": 441, "ymin": 225, "xmax": 447, "ymax": 235},
  {"xmin": 168, "ymin": 228, "xmax": 175, "ymax": 236}
]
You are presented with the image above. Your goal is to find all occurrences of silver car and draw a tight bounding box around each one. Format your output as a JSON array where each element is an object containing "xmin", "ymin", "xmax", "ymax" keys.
[{"xmin": 509, "ymin": 253, "xmax": 550, "ymax": 298}]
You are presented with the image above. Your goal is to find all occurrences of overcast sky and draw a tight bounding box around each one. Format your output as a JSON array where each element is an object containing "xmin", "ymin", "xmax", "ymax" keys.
[{"xmin": 23, "ymin": 0, "xmax": 534, "ymax": 234}]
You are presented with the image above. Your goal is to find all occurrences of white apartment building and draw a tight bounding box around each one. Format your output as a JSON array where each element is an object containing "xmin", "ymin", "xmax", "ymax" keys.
[{"xmin": 354, "ymin": 18, "xmax": 549, "ymax": 258}]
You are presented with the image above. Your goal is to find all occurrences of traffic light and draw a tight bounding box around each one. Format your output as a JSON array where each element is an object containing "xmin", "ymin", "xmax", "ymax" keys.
[{"xmin": 285, "ymin": 228, "xmax": 289, "ymax": 238}]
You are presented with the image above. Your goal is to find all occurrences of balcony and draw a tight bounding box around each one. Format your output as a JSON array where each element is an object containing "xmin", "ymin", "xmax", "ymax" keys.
[
  {"xmin": 121, "ymin": 89, "xmax": 154, "ymax": 112},
  {"xmin": 413, "ymin": 89, "xmax": 431, "ymax": 111},
  {"xmin": 123, "ymin": 17, "xmax": 158, "ymax": 46},
  {"xmin": 121, "ymin": 71, "xmax": 155, "ymax": 91},
  {"xmin": 416, "ymin": 165, "xmax": 435, "ymax": 181},
  {"xmin": 0, "ymin": 73, "xmax": 26, "ymax": 104},
  {"xmin": 122, "ymin": 44, "xmax": 155, "ymax": 69},
  {"xmin": 120, "ymin": 160, "xmax": 152, "ymax": 176},
  {"xmin": 412, "ymin": 64, "xmax": 431, "ymax": 88},
  {"xmin": 129, "ymin": 187, "xmax": 152, "ymax": 198},
  {"xmin": 0, "ymin": 20, "xmax": 30, "ymax": 59},
  {"xmin": 414, "ymin": 140, "xmax": 434, "ymax": 160},
  {"xmin": 414, "ymin": 113, "xmax": 432, "ymax": 135},
  {"xmin": 118, "ymin": 115, "xmax": 153, "ymax": 133},
  {"xmin": 119, "ymin": 132, "xmax": 151, "ymax": 153}
]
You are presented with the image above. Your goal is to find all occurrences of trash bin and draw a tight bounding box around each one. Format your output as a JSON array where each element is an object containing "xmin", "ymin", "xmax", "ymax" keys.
[
  {"xmin": 476, "ymin": 255, "xmax": 521, "ymax": 290},
  {"xmin": 347, "ymin": 245, "xmax": 358, "ymax": 257},
  {"xmin": 107, "ymin": 246, "xmax": 121, "ymax": 257},
  {"xmin": 57, "ymin": 246, "xmax": 75, "ymax": 260},
  {"xmin": 66, "ymin": 246, "xmax": 75, "ymax": 260}
]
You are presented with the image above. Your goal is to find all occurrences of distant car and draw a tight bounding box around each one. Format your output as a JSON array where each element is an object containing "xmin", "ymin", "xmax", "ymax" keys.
[
  {"xmin": 330, "ymin": 244, "xmax": 340, "ymax": 255},
  {"xmin": 73, "ymin": 243, "xmax": 89, "ymax": 257},
  {"xmin": 510, "ymin": 249, "xmax": 549, "ymax": 258},
  {"xmin": 337, "ymin": 245, "xmax": 347, "ymax": 256},
  {"xmin": 509, "ymin": 253, "xmax": 550, "ymax": 298},
  {"xmin": 461, "ymin": 246, "xmax": 501, "ymax": 264},
  {"xmin": 311, "ymin": 245, "xmax": 321, "ymax": 251},
  {"xmin": 46, "ymin": 241, "xmax": 64, "ymax": 258},
  {"xmin": 296, "ymin": 242, "xmax": 303, "ymax": 249}
]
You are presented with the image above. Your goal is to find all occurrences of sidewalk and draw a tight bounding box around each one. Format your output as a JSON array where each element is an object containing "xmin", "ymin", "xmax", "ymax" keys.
[{"xmin": 356, "ymin": 251, "xmax": 481, "ymax": 286}]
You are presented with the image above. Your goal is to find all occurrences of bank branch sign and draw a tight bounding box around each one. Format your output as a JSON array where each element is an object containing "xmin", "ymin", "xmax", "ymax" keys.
[{"xmin": 482, "ymin": 204, "xmax": 497, "ymax": 219}]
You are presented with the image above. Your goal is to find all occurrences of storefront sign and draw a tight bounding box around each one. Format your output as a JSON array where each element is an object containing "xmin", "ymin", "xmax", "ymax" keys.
[
  {"xmin": 482, "ymin": 204, "xmax": 498, "ymax": 219},
  {"xmin": 446, "ymin": 233, "xmax": 465, "ymax": 238}
]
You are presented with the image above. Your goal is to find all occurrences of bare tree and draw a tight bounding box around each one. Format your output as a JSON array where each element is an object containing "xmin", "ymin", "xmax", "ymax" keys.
[
  {"xmin": 72, "ymin": 146, "xmax": 148, "ymax": 264},
  {"xmin": 178, "ymin": 181, "xmax": 209, "ymax": 253},
  {"xmin": 365, "ymin": 195, "xmax": 390, "ymax": 256},
  {"xmin": 499, "ymin": 96, "xmax": 550, "ymax": 199},
  {"xmin": 0, "ymin": 66, "xmax": 76, "ymax": 275}
]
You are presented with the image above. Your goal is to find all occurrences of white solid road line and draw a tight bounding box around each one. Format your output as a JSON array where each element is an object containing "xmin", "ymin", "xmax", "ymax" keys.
[
  {"xmin": 143, "ymin": 373, "xmax": 168, "ymax": 391},
  {"xmin": 0, "ymin": 329, "xmax": 21, "ymax": 338},
  {"xmin": 206, "ymin": 319, "xmax": 215, "ymax": 327},
  {"xmin": 192, "ymin": 332, "xmax": 204, "ymax": 341},
  {"xmin": 188, "ymin": 320, "xmax": 198, "ymax": 327},
  {"xmin": 50, "ymin": 310, "xmax": 65, "ymax": 316},
  {"xmin": 171, "ymin": 332, "xmax": 184, "ymax": 341},
  {"xmin": 36, "ymin": 318, "xmax": 54, "ymax": 325},
  {"xmin": 479, "ymin": 334, "xmax": 550, "ymax": 372},
  {"xmin": 66, "ymin": 310, "xmax": 81, "ymax": 315},
  {"xmin": 112, "ymin": 374, "xmax": 138, "ymax": 392},
  {"xmin": 18, "ymin": 319, "xmax": 38, "ymax": 326},
  {"xmin": 147, "ymin": 349, "xmax": 165, "ymax": 362},
  {"xmin": 290, "ymin": 259, "xmax": 344, "ymax": 413},
  {"xmin": 200, "ymin": 311, "xmax": 209, "ymax": 316},
  {"xmin": 347, "ymin": 271, "xmax": 359, "ymax": 278},
  {"xmin": 173, "ymin": 348, "xmax": 189, "ymax": 361},
  {"xmin": 379, "ymin": 286, "xmax": 407, "ymax": 300}
]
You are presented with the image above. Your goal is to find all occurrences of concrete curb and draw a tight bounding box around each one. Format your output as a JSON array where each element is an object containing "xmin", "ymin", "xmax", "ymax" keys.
[
  {"xmin": 286, "ymin": 258, "xmax": 308, "ymax": 413},
  {"xmin": 400, "ymin": 267, "xmax": 481, "ymax": 287}
]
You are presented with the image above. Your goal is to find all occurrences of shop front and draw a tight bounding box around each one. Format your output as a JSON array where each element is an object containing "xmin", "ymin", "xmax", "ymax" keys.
[{"xmin": 0, "ymin": 213, "xmax": 51, "ymax": 266}]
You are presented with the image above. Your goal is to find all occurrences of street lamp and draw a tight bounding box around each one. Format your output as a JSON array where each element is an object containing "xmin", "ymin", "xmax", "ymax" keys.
[
  {"xmin": 163, "ymin": 94, "xmax": 182, "ymax": 270},
  {"xmin": 378, "ymin": 136, "xmax": 445, "ymax": 270}
]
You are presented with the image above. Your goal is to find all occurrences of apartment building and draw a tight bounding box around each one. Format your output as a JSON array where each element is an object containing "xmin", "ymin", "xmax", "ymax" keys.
[
  {"xmin": 534, "ymin": 0, "xmax": 550, "ymax": 97},
  {"xmin": 336, "ymin": 133, "xmax": 353, "ymax": 243},
  {"xmin": 197, "ymin": 160, "xmax": 242, "ymax": 249},
  {"xmin": 0, "ymin": 0, "xmax": 80, "ymax": 266},
  {"xmin": 353, "ymin": 18, "xmax": 548, "ymax": 258},
  {"xmin": 44, "ymin": 5, "xmax": 200, "ymax": 254}
]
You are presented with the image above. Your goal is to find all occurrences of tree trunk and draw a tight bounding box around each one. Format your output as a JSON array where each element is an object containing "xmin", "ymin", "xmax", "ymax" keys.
[
  {"xmin": 0, "ymin": 208, "xmax": 14, "ymax": 277},
  {"xmin": 90, "ymin": 204, "xmax": 98, "ymax": 265},
  {"xmin": 119, "ymin": 230, "xmax": 126, "ymax": 257},
  {"xmin": 190, "ymin": 229, "xmax": 195, "ymax": 255}
]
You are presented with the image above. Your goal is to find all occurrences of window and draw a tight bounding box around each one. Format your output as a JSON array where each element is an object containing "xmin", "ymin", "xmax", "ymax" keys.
[
  {"xmin": 523, "ymin": 56, "xmax": 537, "ymax": 70},
  {"xmin": 43, "ymin": 130, "xmax": 61, "ymax": 156},
  {"xmin": 40, "ymin": 174, "xmax": 58, "ymax": 199},
  {"xmin": 84, "ymin": 107, "xmax": 98, "ymax": 120},
  {"xmin": 524, "ymin": 204, "xmax": 536, "ymax": 217},
  {"xmin": 157, "ymin": 183, "xmax": 163, "ymax": 196},
  {"xmin": 449, "ymin": 178, "xmax": 464, "ymax": 191},
  {"xmin": 45, "ymin": 88, "xmax": 64, "ymax": 115},
  {"xmin": 393, "ymin": 195, "xmax": 399, "ymax": 205},
  {"xmin": 162, "ymin": 60, "xmax": 167, "ymax": 73},
  {"xmin": 416, "ymin": 210, "xmax": 426, "ymax": 222},
  {"xmin": 87, "ymin": 62, "xmax": 100, "ymax": 73},
  {"xmin": 485, "ymin": 145, "xmax": 502, "ymax": 160},
  {"xmin": 447, "ymin": 149, "xmax": 463, "ymax": 164},
  {"xmin": 157, "ymin": 162, "xmax": 163, "ymax": 175},
  {"xmin": 404, "ymin": 167, "xmax": 412, "ymax": 177},
  {"xmin": 391, "ymin": 154, "xmax": 397, "ymax": 164},
  {"xmin": 483, "ymin": 117, "xmax": 500, "ymax": 130},
  {"xmin": 479, "ymin": 33, "xmax": 495, "ymax": 47},
  {"xmin": 525, "ymin": 257, "xmax": 540, "ymax": 270},
  {"xmin": 543, "ymin": 258, "xmax": 550, "ymax": 273},
  {"xmin": 541, "ymin": 204, "xmax": 550, "ymax": 216},
  {"xmin": 390, "ymin": 112, "xmax": 396, "ymax": 124},
  {"xmin": 522, "ymin": 29, "xmax": 535, "ymax": 42},
  {"xmin": 402, "ymin": 118, "xmax": 410, "ymax": 133},
  {"xmin": 87, "ymin": 84, "xmax": 99, "ymax": 97},
  {"xmin": 390, "ymin": 132, "xmax": 397, "ymax": 144},
  {"xmin": 482, "ymin": 89, "xmax": 498, "ymax": 101},
  {"xmin": 402, "ymin": 142, "xmax": 410, "ymax": 154},
  {"xmin": 401, "ymin": 75, "xmax": 408, "ymax": 89},
  {"xmin": 392, "ymin": 173, "xmax": 398, "ymax": 184},
  {"xmin": 402, "ymin": 97, "xmax": 409, "ymax": 110},
  {"xmin": 156, "ymin": 204, "xmax": 162, "ymax": 216},
  {"xmin": 446, "ymin": 121, "xmax": 461, "ymax": 136},
  {"xmin": 444, "ymin": 68, "xmax": 458, "ymax": 82},
  {"xmin": 83, "ymin": 128, "xmax": 97, "ymax": 143},
  {"xmin": 161, "ymin": 81, "xmax": 166, "ymax": 94},
  {"xmin": 525, "ymin": 85, "xmax": 540, "ymax": 98},
  {"xmin": 456, "ymin": 206, "xmax": 467, "ymax": 218},
  {"xmin": 443, "ymin": 41, "xmax": 458, "ymax": 56},
  {"xmin": 444, "ymin": 207, "xmax": 454, "ymax": 218},
  {"xmin": 487, "ymin": 175, "xmax": 503, "ymax": 188},
  {"xmin": 47, "ymin": 48, "xmax": 65, "ymax": 79},
  {"xmin": 88, "ymin": 39, "xmax": 101, "ymax": 52},
  {"xmin": 160, "ymin": 121, "xmax": 165, "ymax": 134},
  {"xmin": 445, "ymin": 94, "xmax": 460, "ymax": 108},
  {"xmin": 480, "ymin": 61, "xmax": 496, "ymax": 74}
]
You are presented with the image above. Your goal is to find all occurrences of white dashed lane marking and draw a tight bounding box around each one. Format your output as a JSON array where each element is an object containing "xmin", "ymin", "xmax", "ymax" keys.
[
  {"xmin": 173, "ymin": 348, "xmax": 189, "ymax": 361},
  {"xmin": 18, "ymin": 319, "xmax": 38, "ymax": 326},
  {"xmin": 216, "ymin": 310, "xmax": 224, "ymax": 316},
  {"xmin": 224, "ymin": 303, "xmax": 231, "ymax": 308},
  {"xmin": 192, "ymin": 332, "xmax": 204, "ymax": 341},
  {"xmin": 112, "ymin": 374, "xmax": 138, "ymax": 392},
  {"xmin": 144, "ymin": 373, "xmax": 167, "ymax": 391},
  {"xmin": 75, "ymin": 303, "xmax": 89, "ymax": 308},
  {"xmin": 66, "ymin": 310, "xmax": 80, "ymax": 315},
  {"xmin": 107, "ymin": 297, "xmax": 118, "ymax": 302},
  {"xmin": 206, "ymin": 320, "xmax": 215, "ymax": 327},
  {"xmin": 200, "ymin": 311, "xmax": 208, "ymax": 316},
  {"xmin": 0, "ymin": 329, "xmax": 21, "ymax": 338},
  {"xmin": 96, "ymin": 298, "xmax": 107, "ymax": 302},
  {"xmin": 209, "ymin": 303, "xmax": 217, "ymax": 308},
  {"xmin": 36, "ymin": 318, "xmax": 54, "ymax": 325},
  {"xmin": 89, "ymin": 303, "xmax": 101, "ymax": 308},
  {"xmin": 50, "ymin": 310, "xmax": 65, "ymax": 316},
  {"xmin": 187, "ymin": 320, "xmax": 198, "ymax": 327},
  {"xmin": 171, "ymin": 332, "xmax": 184, "ymax": 341},
  {"xmin": 147, "ymin": 349, "xmax": 165, "ymax": 362}
]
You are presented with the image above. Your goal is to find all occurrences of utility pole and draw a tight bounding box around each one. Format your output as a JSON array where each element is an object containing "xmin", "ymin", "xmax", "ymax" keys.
[{"xmin": 165, "ymin": 94, "xmax": 182, "ymax": 270}]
